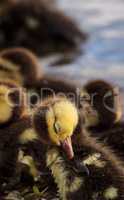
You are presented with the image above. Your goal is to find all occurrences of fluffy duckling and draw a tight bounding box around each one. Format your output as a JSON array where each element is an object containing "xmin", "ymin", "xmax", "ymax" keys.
[
  {"xmin": 1, "ymin": 93, "xmax": 123, "ymax": 199},
  {"xmin": 0, "ymin": 116, "xmax": 35, "ymax": 190},
  {"xmin": 15, "ymin": 96, "xmax": 85, "ymax": 197},
  {"xmin": 46, "ymin": 124, "xmax": 124, "ymax": 200},
  {"xmin": 0, "ymin": 48, "xmax": 40, "ymax": 87},
  {"xmin": 81, "ymin": 79, "xmax": 122, "ymax": 129},
  {"xmin": 0, "ymin": 0, "xmax": 87, "ymax": 55},
  {"xmin": 0, "ymin": 83, "xmax": 29, "ymax": 189},
  {"xmin": 0, "ymin": 96, "xmax": 79, "ymax": 194},
  {"xmin": 77, "ymin": 79, "xmax": 124, "ymax": 157},
  {"xmin": 33, "ymin": 97, "xmax": 79, "ymax": 160},
  {"xmin": 0, "ymin": 85, "xmax": 41, "ymax": 190}
]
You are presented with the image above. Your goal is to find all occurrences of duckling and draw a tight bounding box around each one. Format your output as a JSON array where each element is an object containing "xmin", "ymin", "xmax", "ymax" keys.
[
  {"xmin": 0, "ymin": 79, "xmax": 41, "ymax": 189},
  {"xmin": 0, "ymin": 47, "xmax": 40, "ymax": 87},
  {"xmin": 0, "ymin": 87, "xmax": 42, "ymax": 191},
  {"xmin": 0, "ymin": 121, "xmax": 56, "ymax": 199},
  {"xmin": 19, "ymin": 97, "xmax": 78, "ymax": 176},
  {"xmin": 77, "ymin": 79, "xmax": 124, "ymax": 157},
  {"xmin": 16, "ymin": 96, "xmax": 88, "ymax": 197},
  {"xmin": 81, "ymin": 79, "xmax": 122, "ymax": 129},
  {"xmin": 1, "ymin": 93, "xmax": 123, "ymax": 199},
  {"xmin": 46, "ymin": 123, "xmax": 124, "ymax": 200},
  {"xmin": 0, "ymin": 0, "xmax": 87, "ymax": 55},
  {"xmin": 0, "ymin": 96, "xmax": 79, "ymax": 194},
  {"xmin": 0, "ymin": 83, "xmax": 29, "ymax": 189},
  {"xmin": 32, "ymin": 97, "xmax": 79, "ymax": 160},
  {"xmin": 0, "ymin": 115, "xmax": 35, "ymax": 190}
]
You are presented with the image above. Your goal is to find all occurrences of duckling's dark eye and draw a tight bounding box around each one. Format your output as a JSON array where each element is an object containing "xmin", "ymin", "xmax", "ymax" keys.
[{"xmin": 54, "ymin": 122, "xmax": 61, "ymax": 134}]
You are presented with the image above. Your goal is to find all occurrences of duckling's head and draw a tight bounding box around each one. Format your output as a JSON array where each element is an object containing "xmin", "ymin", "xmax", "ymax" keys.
[
  {"xmin": 81, "ymin": 80, "xmax": 122, "ymax": 128},
  {"xmin": 33, "ymin": 98, "xmax": 78, "ymax": 159},
  {"xmin": 0, "ymin": 82, "xmax": 26, "ymax": 127},
  {"xmin": 0, "ymin": 47, "xmax": 41, "ymax": 87}
]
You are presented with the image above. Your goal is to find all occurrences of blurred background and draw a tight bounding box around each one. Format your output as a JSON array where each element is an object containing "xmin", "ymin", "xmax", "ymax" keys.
[
  {"xmin": 43, "ymin": 0, "xmax": 124, "ymax": 87},
  {"xmin": 0, "ymin": 0, "xmax": 124, "ymax": 86}
]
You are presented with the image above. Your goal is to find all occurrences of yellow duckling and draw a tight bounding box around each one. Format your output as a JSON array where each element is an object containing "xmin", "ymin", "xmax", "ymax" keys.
[
  {"xmin": 1, "ymin": 93, "xmax": 123, "ymax": 200},
  {"xmin": 16, "ymin": 96, "xmax": 79, "ymax": 197},
  {"xmin": 0, "ymin": 96, "xmax": 78, "ymax": 194},
  {"xmin": 31, "ymin": 97, "xmax": 79, "ymax": 160}
]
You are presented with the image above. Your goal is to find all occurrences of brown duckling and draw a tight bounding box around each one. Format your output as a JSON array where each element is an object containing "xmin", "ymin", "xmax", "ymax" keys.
[
  {"xmin": 0, "ymin": 0, "xmax": 87, "ymax": 55},
  {"xmin": 0, "ymin": 83, "xmax": 29, "ymax": 189},
  {"xmin": 0, "ymin": 116, "xmax": 35, "ymax": 191},
  {"xmin": 0, "ymin": 82, "xmax": 41, "ymax": 190},
  {"xmin": 0, "ymin": 48, "xmax": 40, "ymax": 87},
  {"xmin": 81, "ymin": 79, "xmax": 122, "ymax": 129},
  {"xmin": 76, "ymin": 79, "xmax": 124, "ymax": 157}
]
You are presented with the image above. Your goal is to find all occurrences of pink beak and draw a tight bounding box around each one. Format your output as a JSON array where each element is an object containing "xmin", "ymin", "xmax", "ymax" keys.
[{"xmin": 61, "ymin": 137, "xmax": 74, "ymax": 160}]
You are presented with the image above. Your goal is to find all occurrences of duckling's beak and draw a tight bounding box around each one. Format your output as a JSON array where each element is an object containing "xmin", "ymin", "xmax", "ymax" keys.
[{"xmin": 61, "ymin": 137, "xmax": 74, "ymax": 160}]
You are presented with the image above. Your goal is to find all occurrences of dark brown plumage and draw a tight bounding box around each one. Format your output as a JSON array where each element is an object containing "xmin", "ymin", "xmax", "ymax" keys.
[
  {"xmin": 74, "ymin": 79, "xmax": 124, "ymax": 157},
  {"xmin": 46, "ymin": 124, "xmax": 124, "ymax": 199},
  {"xmin": 0, "ymin": 113, "xmax": 52, "ymax": 194},
  {"xmin": 0, "ymin": 116, "xmax": 32, "ymax": 190},
  {"xmin": 89, "ymin": 122, "xmax": 124, "ymax": 158},
  {"xmin": 0, "ymin": 81, "xmax": 31, "ymax": 190},
  {"xmin": 0, "ymin": 0, "xmax": 87, "ymax": 55}
]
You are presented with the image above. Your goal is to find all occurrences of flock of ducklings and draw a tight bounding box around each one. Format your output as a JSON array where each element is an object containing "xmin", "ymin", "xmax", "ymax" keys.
[
  {"xmin": 0, "ymin": 1, "xmax": 124, "ymax": 200},
  {"xmin": 0, "ymin": 47, "xmax": 124, "ymax": 200}
]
